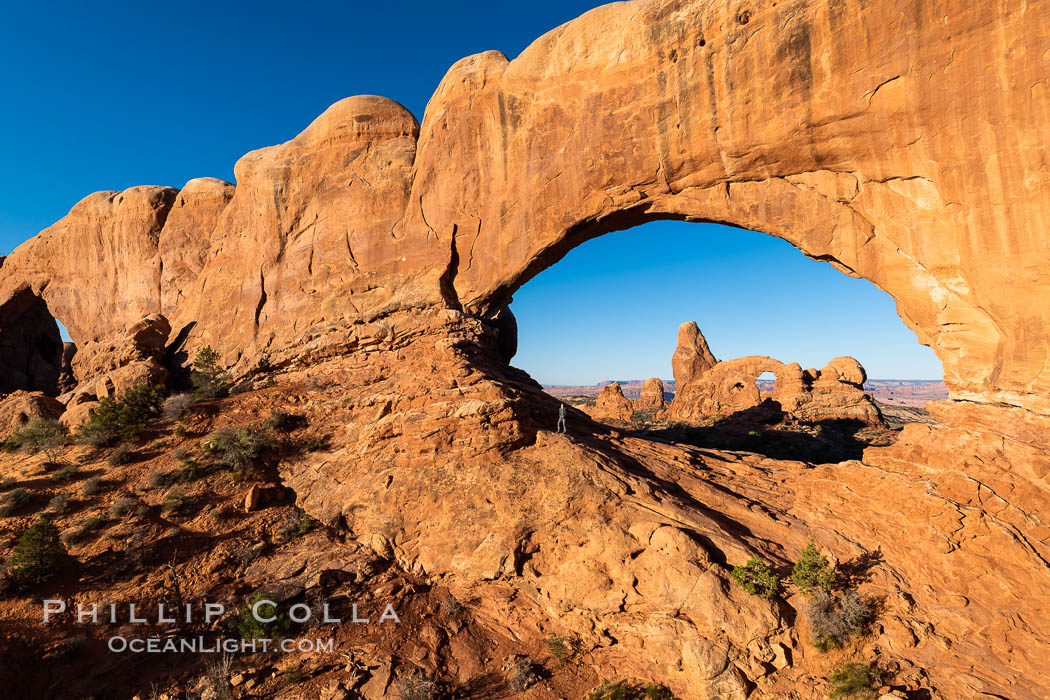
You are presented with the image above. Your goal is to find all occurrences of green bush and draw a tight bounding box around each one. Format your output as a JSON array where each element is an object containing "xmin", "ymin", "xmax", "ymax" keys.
[
  {"xmin": 10, "ymin": 418, "xmax": 68, "ymax": 465},
  {"xmin": 547, "ymin": 634, "xmax": 571, "ymax": 664},
  {"xmin": 11, "ymin": 514, "xmax": 68, "ymax": 585},
  {"xmin": 792, "ymin": 540, "xmax": 836, "ymax": 595},
  {"xmin": 0, "ymin": 487, "xmax": 32, "ymax": 516},
  {"xmin": 78, "ymin": 383, "xmax": 165, "ymax": 447},
  {"xmin": 207, "ymin": 425, "xmax": 276, "ymax": 475},
  {"xmin": 191, "ymin": 346, "xmax": 232, "ymax": 399},
  {"xmin": 237, "ymin": 593, "xmax": 289, "ymax": 640},
  {"xmin": 731, "ymin": 557, "xmax": 780, "ymax": 598},
  {"xmin": 828, "ymin": 662, "xmax": 883, "ymax": 699}
]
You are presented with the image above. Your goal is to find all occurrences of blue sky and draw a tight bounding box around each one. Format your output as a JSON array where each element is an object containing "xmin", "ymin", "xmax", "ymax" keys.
[
  {"xmin": 0, "ymin": 0, "xmax": 941, "ymax": 381},
  {"xmin": 512, "ymin": 221, "xmax": 943, "ymax": 384}
]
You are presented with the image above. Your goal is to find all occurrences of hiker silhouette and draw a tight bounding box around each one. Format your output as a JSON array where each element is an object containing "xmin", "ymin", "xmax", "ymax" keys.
[{"xmin": 557, "ymin": 403, "xmax": 567, "ymax": 433}]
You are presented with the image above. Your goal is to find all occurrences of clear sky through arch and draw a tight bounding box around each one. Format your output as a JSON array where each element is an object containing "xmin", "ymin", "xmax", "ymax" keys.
[{"xmin": 509, "ymin": 221, "xmax": 943, "ymax": 385}]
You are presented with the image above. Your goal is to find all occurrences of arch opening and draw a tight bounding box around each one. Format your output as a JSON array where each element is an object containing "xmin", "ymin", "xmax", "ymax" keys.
[
  {"xmin": 510, "ymin": 220, "xmax": 946, "ymax": 461},
  {"xmin": 0, "ymin": 288, "xmax": 76, "ymax": 397}
]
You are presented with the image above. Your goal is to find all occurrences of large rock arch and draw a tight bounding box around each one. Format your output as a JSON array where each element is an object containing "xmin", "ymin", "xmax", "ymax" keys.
[{"xmin": 401, "ymin": 0, "xmax": 1049, "ymax": 419}]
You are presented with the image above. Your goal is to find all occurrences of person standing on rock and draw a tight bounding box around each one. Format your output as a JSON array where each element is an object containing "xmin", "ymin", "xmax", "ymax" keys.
[{"xmin": 556, "ymin": 403, "xmax": 567, "ymax": 433}]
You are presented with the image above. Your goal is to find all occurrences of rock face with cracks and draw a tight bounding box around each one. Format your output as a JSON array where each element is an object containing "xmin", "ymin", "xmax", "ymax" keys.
[{"xmin": 1, "ymin": 0, "xmax": 1049, "ymax": 696}]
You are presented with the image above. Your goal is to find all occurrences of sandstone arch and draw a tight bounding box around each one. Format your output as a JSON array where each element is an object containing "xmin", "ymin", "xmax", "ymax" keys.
[{"xmin": 400, "ymin": 0, "xmax": 1050, "ymax": 421}]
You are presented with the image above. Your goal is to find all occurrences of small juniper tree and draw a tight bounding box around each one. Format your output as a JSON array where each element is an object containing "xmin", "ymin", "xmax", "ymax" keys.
[
  {"xmin": 207, "ymin": 425, "xmax": 276, "ymax": 476},
  {"xmin": 191, "ymin": 346, "xmax": 232, "ymax": 399},
  {"xmin": 731, "ymin": 557, "xmax": 780, "ymax": 598},
  {"xmin": 15, "ymin": 418, "xmax": 68, "ymax": 466},
  {"xmin": 11, "ymin": 514, "xmax": 68, "ymax": 585},
  {"xmin": 792, "ymin": 540, "xmax": 836, "ymax": 595},
  {"xmin": 78, "ymin": 383, "xmax": 164, "ymax": 447}
]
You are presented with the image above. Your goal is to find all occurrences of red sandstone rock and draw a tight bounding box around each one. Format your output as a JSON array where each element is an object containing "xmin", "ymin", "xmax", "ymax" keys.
[
  {"xmin": 636, "ymin": 377, "xmax": 666, "ymax": 412},
  {"xmin": 592, "ymin": 382, "xmax": 635, "ymax": 423},
  {"xmin": 672, "ymin": 321, "xmax": 718, "ymax": 390},
  {"xmin": 0, "ymin": 391, "xmax": 64, "ymax": 438}
]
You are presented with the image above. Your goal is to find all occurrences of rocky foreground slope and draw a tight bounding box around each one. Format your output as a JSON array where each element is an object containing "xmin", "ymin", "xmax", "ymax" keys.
[{"xmin": 1, "ymin": 0, "xmax": 1049, "ymax": 697}]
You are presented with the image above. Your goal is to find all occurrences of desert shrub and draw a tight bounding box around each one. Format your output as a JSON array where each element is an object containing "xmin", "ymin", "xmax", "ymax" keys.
[
  {"xmin": 121, "ymin": 383, "xmax": 166, "ymax": 419},
  {"xmin": 792, "ymin": 540, "xmax": 836, "ymax": 595},
  {"xmin": 264, "ymin": 410, "xmax": 304, "ymax": 433},
  {"xmin": 440, "ymin": 595, "xmax": 466, "ymax": 619},
  {"xmin": 631, "ymin": 409, "xmax": 657, "ymax": 424},
  {"xmin": 732, "ymin": 557, "xmax": 780, "ymax": 598},
  {"xmin": 109, "ymin": 496, "xmax": 137, "ymax": 519},
  {"xmin": 191, "ymin": 346, "xmax": 232, "ymax": 399},
  {"xmin": 79, "ymin": 383, "xmax": 164, "ymax": 447},
  {"xmin": 237, "ymin": 593, "xmax": 290, "ymax": 640},
  {"xmin": 645, "ymin": 685, "xmax": 675, "ymax": 700},
  {"xmin": 47, "ymin": 493, "xmax": 71, "ymax": 514},
  {"xmin": 162, "ymin": 490, "xmax": 196, "ymax": 517},
  {"xmin": 147, "ymin": 469, "xmax": 176, "ymax": 489},
  {"xmin": 283, "ymin": 662, "xmax": 305, "ymax": 685},
  {"xmin": 108, "ymin": 443, "xmax": 134, "ymax": 466},
  {"xmin": 296, "ymin": 514, "xmax": 314, "ymax": 536},
  {"xmin": 207, "ymin": 426, "xmax": 276, "ymax": 475},
  {"xmin": 177, "ymin": 457, "xmax": 205, "ymax": 482},
  {"xmin": 506, "ymin": 656, "xmax": 539, "ymax": 693},
  {"xmin": 163, "ymin": 393, "xmax": 195, "ymax": 421},
  {"xmin": 0, "ymin": 476, "xmax": 16, "ymax": 491},
  {"xmin": 10, "ymin": 418, "xmax": 68, "ymax": 465},
  {"xmin": 586, "ymin": 681, "xmax": 644, "ymax": 700},
  {"xmin": 62, "ymin": 515, "xmax": 105, "ymax": 545},
  {"xmin": 174, "ymin": 423, "xmax": 187, "ymax": 438},
  {"xmin": 828, "ymin": 662, "xmax": 883, "ymax": 699},
  {"xmin": 275, "ymin": 512, "xmax": 314, "ymax": 543},
  {"xmin": 547, "ymin": 634, "xmax": 572, "ymax": 664},
  {"xmin": 81, "ymin": 476, "xmax": 102, "ymax": 497},
  {"xmin": 54, "ymin": 633, "xmax": 89, "ymax": 661},
  {"xmin": 0, "ymin": 487, "xmax": 32, "ymax": 516},
  {"xmin": 393, "ymin": 669, "xmax": 437, "ymax": 700},
  {"xmin": 11, "ymin": 514, "xmax": 68, "ymax": 585},
  {"xmin": 199, "ymin": 653, "xmax": 234, "ymax": 700},
  {"xmin": 809, "ymin": 590, "xmax": 872, "ymax": 651},
  {"xmin": 50, "ymin": 464, "xmax": 79, "ymax": 483}
]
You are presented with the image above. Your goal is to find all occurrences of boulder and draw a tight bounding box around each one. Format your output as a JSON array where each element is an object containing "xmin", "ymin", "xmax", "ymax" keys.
[
  {"xmin": 592, "ymin": 382, "xmax": 635, "ymax": 423},
  {"xmin": 636, "ymin": 377, "xmax": 667, "ymax": 412},
  {"xmin": 0, "ymin": 391, "xmax": 64, "ymax": 438}
]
